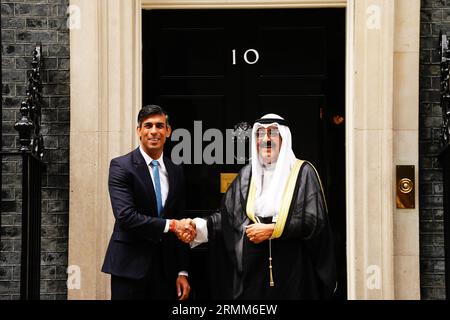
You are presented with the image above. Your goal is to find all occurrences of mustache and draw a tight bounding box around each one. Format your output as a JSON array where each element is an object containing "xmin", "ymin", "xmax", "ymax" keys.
[{"xmin": 258, "ymin": 141, "xmax": 278, "ymax": 150}]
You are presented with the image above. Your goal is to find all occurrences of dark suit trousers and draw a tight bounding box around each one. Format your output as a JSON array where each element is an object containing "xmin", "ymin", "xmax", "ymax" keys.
[{"xmin": 111, "ymin": 245, "xmax": 177, "ymax": 300}]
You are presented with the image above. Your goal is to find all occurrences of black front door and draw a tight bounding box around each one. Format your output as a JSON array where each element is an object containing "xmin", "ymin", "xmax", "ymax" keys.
[{"xmin": 142, "ymin": 8, "xmax": 346, "ymax": 299}]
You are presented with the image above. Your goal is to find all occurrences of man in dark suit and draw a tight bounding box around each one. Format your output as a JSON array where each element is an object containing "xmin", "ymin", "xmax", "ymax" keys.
[{"xmin": 102, "ymin": 105, "xmax": 196, "ymax": 300}]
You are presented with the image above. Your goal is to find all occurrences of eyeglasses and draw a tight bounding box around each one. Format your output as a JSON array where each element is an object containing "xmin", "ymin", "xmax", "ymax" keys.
[{"xmin": 256, "ymin": 127, "xmax": 280, "ymax": 139}]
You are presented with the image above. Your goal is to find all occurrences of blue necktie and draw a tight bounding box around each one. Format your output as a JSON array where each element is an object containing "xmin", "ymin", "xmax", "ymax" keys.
[{"xmin": 151, "ymin": 160, "xmax": 163, "ymax": 216}]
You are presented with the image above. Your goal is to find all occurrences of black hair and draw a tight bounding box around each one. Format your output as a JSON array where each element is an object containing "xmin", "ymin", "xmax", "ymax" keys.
[{"xmin": 137, "ymin": 104, "xmax": 170, "ymax": 127}]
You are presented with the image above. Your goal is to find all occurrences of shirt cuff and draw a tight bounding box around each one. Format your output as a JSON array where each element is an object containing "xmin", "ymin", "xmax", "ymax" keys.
[
  {"xmin": 163, "ymin": 219, "xmax": 170, "ymax": 233},
  {"xmin": 178, "ymin": 271, "xmax": 188, "ymax": 277},
  {"xmin": 190, "ymin": 218, "xmax": 208, "ymax": 248}
]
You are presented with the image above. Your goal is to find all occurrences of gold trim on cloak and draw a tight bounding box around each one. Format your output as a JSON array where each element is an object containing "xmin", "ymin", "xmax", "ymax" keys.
[{"xmin": 245, "ymin": 159, "xmax": 328, "ymax": 287}]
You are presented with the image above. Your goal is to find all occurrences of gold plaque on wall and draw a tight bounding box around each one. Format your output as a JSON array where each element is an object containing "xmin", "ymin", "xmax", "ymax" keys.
[{"xmin": 220, "ymin": 173, "xmax": 238, "ymax": 193}]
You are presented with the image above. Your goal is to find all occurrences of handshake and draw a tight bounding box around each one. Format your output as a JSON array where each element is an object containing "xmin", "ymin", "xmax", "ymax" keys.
[
  {"xmin": 170, "ymin": 219, "xmax": 197, "ymax": 244},
  {"xmin": 169, "ymin": 218, "xmax": 275, "ymax": 245}
]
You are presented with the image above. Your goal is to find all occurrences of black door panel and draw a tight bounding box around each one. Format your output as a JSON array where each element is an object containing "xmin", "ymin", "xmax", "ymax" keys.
[{"xmin": 142, "ymin": 8, "xmax": 346, "ymax": 300}]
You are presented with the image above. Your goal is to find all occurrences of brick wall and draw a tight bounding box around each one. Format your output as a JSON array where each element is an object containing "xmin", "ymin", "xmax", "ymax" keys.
[
  {"xmin": 419, "ymin": 0, "xmax": 449, "ymax": 300},
  {"xmin": 1, "ymin": 0, "xmax": 69, "ymax": 300}
]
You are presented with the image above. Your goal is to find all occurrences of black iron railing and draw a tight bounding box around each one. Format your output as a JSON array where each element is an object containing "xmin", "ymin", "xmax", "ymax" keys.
[
  {"xmin": 14, "ymin": 45, "xmax": 44, "ymax": 158},
  {"xmin": 439, "ymin": 31, "xmax": 450, "ymax": 300},
  {"xmin": 0, "ymin": 44, "xmax": 45, "ymax": 300}
]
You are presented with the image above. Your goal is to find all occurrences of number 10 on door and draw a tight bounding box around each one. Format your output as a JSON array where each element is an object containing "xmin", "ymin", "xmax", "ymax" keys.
[{"xmin": 232, "ymin": 49, "xmax": 260, "ymax": 65}]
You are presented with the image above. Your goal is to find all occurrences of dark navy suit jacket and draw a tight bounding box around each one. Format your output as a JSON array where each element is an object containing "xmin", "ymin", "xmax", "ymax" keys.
[{"xmin": 101, "ymin": 147, "xmax": 188, "ymax": 280}]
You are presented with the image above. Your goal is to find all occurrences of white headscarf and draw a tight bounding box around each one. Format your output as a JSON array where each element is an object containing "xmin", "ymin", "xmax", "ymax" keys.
[{"xmin": 251, "ymin": 114, "xmax": 297, "ymax": 218}]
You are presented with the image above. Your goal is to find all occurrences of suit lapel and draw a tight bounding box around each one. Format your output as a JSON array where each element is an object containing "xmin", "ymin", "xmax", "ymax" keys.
[
  {"xmin": 163, "ymin": 156, "xmax": 176, "ymax": 214},
  {"xmin": 132, "ymin": 148, "xmax": 157, "ymax": 214}
]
